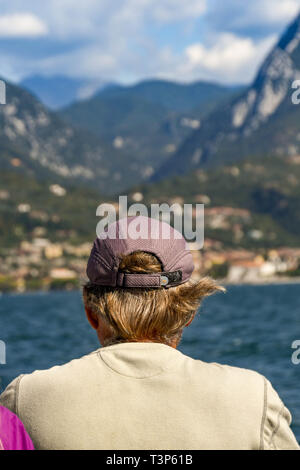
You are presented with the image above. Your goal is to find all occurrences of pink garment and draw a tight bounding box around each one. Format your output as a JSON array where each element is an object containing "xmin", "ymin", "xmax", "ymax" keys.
[{"xmin": 0, "ymin": 405, "xmax": 34, "ymax": 450}]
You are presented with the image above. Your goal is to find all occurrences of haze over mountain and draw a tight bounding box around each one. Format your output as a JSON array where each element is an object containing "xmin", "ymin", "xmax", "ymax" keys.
[
  {"xmin": 152, "ymin": 12, "xmax": 300, "ymax": 181},
  {"xmin": 20, "ymin": 75, "xmax": 111, "ymax": 109},
  {"xmin": 61, "ymin": 79, "xmax": 242, "ymax": 174}
]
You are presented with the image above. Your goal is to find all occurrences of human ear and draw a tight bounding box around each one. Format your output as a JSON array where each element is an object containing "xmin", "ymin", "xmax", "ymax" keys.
[{"xmin": 85, "ymin": 306, "xmax": 99, "ymax": 330}]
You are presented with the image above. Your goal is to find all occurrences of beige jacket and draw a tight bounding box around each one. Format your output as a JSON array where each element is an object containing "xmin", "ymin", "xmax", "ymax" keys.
[{"xmin": 0, "ymin": 342, "xmax": 299, "ymax": 450}]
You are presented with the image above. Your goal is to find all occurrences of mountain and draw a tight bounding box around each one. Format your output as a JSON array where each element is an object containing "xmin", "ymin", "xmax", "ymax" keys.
[
  {"xmin": 94, "ymin": 79, "xmax": 241, "ymax": 113},
  {"xmin": 152, "ymin": 12, "xmax": 300, "ymax": 181},
  {"xmin": 20, "ymin": 75, "xmax": 111, "ymax": 109},
  {"xmin": 0, "ymin": 169, "xmax": 106, "ymax": 248},
  {"xmin": 132, "ymin": 153, "xmax": 300, "ymax": 249},
  {"xmin": 0, "ymin": 79, "xmax": 148, "ymax": 194},
  {"xmin": 60, "ymin": 79, "xmax": 242, "ymax": 174}
]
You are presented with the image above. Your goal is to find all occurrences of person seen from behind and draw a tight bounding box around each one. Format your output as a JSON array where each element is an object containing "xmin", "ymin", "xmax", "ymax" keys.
[{"xmin": 0, "ymin": 215, "xmax": 299, "ymax": 450}]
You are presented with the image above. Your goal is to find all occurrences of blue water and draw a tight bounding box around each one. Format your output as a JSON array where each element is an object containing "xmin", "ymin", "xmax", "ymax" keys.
[{"xmin": 0, "ymin": 284, "xmax": 299, "ymax": 443}]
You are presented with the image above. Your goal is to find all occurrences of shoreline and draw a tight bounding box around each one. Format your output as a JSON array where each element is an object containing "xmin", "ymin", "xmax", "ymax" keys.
[
  {"xmin": 222, "ymin": 276, "xmax": 300, "ymax": 286},
  {"xmin": 1, "ymin": 276, "xmax": 300, "ymax": 295}
]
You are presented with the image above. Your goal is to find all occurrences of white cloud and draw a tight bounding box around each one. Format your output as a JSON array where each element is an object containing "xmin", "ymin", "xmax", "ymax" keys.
[
  {"xmin": 3, "ymin": 0, "xmax": 207, "ymax": 80},
  {"xmin": 0, "ymin": 0, "xmax": 298, "ymax": 85},
  {"xmin": 38, "ymin": 45, "xmax": 119, "ymax": 78},
  {"xmin": 207, "ymin": 0, "xmax": 300, "ymax": 33},
  {"xmin": 0, "ymin": 1, "xmax": 206, "ymax": 39},
  {"xmin": 0, "ymin": 13, "xmax": 48, "ymax": 38},
  {"xmin": 180, "ymin": 33, "xmax": 278, "ymax": 83},
  {"xmin": 7, "ymin": 30, "xmax": 278, "ymax": 86},
  {"xmin": 260, "ymin": 0, "xmax": 300, "ymax": 24}
]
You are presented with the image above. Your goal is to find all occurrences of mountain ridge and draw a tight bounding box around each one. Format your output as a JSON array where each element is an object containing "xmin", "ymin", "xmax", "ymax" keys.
[
  {"xmin": 60, "ymin": 78, "xmax": 243, "ymax": 176},
  {"xmin": 151, "ymin": 12, "xmax": 300, "ymax": 181},
  {"xmin": 20, "ymin": 75, "xmax": 112, "ymax": 109},
  {"xmin": 0, "ymin": 78, "xmax": 147, "ymax": 194}
]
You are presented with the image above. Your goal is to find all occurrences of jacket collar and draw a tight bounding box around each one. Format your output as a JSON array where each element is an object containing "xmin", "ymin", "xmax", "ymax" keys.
[{"xmin": 98, "ymin": 341, "xmax": 185, "ymax": 378}]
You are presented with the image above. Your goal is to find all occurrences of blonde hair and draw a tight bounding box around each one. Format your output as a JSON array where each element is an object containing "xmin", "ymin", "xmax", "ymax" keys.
[{"xmin": 83, "ymin": 251, "xmax": 225, "ymax": 347}]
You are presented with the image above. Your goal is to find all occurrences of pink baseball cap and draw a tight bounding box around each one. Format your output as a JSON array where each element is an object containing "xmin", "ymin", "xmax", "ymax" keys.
[{"xmin": 86, "ymin": 215, "xmax": 194, "ymax": 288}]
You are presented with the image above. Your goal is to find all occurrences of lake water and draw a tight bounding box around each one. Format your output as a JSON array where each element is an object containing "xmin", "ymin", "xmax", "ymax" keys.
[{"xmin": 0, "ymin": 284, "xmax": 299, "ymax": 443}]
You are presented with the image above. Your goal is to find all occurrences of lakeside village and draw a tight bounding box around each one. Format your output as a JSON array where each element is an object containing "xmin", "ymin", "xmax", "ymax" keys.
[{"xmin": 1, "ymin": 191, "xmax": 300, "ymax": 293}]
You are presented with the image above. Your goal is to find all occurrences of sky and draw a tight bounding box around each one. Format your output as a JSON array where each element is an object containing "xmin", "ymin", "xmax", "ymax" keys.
[{"xmin": 0, "ymin": 0, "xmax": 300, "ymax": 86}]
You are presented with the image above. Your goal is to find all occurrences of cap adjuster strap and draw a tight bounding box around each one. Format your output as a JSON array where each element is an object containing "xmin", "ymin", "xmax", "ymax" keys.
[{"xmin": 116, "ymin": 270, "xmax": 182, "ymax": 288}]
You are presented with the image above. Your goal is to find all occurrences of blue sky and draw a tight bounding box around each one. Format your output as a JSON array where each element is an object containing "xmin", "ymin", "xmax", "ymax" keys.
[{"xmin": 0, "ymin": 0, "xmax": 299, "ymax": 86}]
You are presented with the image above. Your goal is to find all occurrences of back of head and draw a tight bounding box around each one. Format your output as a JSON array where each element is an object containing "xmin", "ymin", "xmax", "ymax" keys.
[{"xmin": 83, "ymin": 250, "xmax": 224, "ymax": 347}]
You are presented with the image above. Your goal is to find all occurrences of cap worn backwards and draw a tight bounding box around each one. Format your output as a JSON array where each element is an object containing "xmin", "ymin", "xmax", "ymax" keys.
[{"xmin": 86, "ymin": 215, "xmax": 194, "ymax": 288}]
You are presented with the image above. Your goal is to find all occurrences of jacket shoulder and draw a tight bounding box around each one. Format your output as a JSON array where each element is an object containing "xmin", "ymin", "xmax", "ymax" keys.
[
  {"xmin": 189, "ymin": 357, "xmax": 266, "ymax": 386},
  {"xmin": 185, "ymin": 358, "xmax": 267, "ymax": 413},
  {"xmin": 187, "ymin": 359, "xmax": 299, "ymax": 449},
  {"xmin": 13, "ymin": 350, "xmax": 101, "ymax": 398}
]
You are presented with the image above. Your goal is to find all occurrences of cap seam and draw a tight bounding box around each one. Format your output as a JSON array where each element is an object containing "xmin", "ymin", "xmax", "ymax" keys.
[
  {"xmin": 168, "ymin": 249, "xmax": 191, "ymax": 272},
  {"xmin": 104, "ymin": 238, "xmax": 119, "ymax": 267},
  {"xmin": 91, "ymin": 249, "xmax": 113, "ymax": 271}
]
